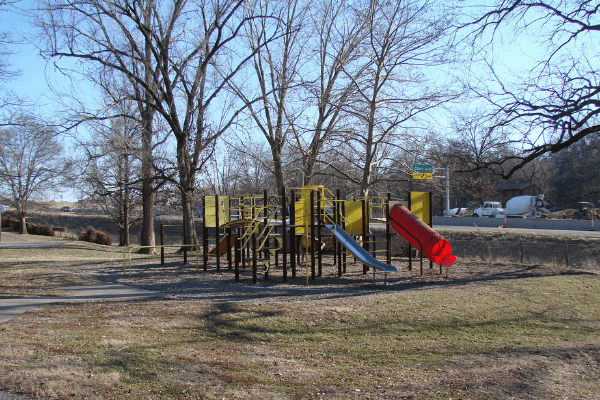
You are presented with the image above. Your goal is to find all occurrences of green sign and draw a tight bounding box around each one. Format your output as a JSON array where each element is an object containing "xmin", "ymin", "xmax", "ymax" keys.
[{"xmin": 412, "ymin": 164, "xmax": 433, "ymax": 180}]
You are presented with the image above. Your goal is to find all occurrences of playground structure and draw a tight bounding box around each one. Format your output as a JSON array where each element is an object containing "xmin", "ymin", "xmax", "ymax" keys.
[{"xmin": 196, "ymin": 186, "xmax": 455, "ymax": 284}]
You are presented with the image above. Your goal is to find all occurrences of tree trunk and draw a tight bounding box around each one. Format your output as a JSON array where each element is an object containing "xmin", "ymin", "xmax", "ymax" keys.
[
  {"xmin": 18, "ymin": 212, "xmax": 26, "ymax": 234},
  {"xmin": 177, "ymin": 140, "xmax": 198, "ymax": 246},
  {"xmin": 139, "ymin": 3, "xmax": 156, "ymax": 254},
  {"xmin": 181, "ymin": 188, "xmax": 197, "ymax": 246},
  {"xmin": 272, "ymin": 145, "xmax": 285, "ymax": 193},
  {"xmin": 139, "ymin": 107, "xmax": 156, "ymax": 253}
]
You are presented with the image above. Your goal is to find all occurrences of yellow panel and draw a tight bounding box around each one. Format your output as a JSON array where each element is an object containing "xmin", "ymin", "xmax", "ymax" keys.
[
  {"xmin": 299, "ymin": 185, "xmax": 324, "ymax": 202},
  {"xmin": 410, "ymin": 192, "xmax": 430, "ymax": 225},
  {"xmin": 294, "ymin": 199, "xmax": 311, "ymax": 235},
  {"xmin": 412, "ymin": 172, "xmax": 433, "ymax": 180},
  {"xmin": 204, "ymin": 196, "xmax": 230, "ymax": 228},
  {"xmin": 344, "ymin": 201, "xmax": 363, "ymax": 235}
]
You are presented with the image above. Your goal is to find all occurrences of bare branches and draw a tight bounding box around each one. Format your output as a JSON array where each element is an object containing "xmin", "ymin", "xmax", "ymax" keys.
[
  {"xmin": 460, "ymin": 0, "xmax": 600, "ymax": 179},
  {"xmin": 0, "ymin": 114, "xmax": 73, "ymax": 233}
]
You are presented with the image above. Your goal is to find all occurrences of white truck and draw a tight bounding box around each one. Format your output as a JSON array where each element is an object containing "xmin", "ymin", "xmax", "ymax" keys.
[
  {"xmin": 495, "ymin": 195, "xmax": 552, "ymax": 219},
  {"xmin": 472, "ymin": 201, "xmax": 504, "ymax": 218}
]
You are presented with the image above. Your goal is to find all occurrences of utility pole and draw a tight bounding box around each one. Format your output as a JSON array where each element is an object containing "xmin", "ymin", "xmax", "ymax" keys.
[
  {"xmin": 445, "ymin": 167, "xmax": 450, "ymax": 216},
  {"xmin": 433, "ymin": 167, "xmax": 450, "ymax": 216},
  {"xmin": 0, "ymin": 204, "xmax": 5, "ymax": 242}
]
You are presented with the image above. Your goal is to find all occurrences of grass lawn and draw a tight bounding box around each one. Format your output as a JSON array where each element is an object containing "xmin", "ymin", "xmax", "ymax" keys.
[{"xmin": 1, "ymin": 233, "xmax": 599, "ymax": 399}]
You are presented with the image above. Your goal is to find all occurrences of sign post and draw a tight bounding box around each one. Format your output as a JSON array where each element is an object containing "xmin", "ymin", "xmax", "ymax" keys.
[
  {"xmin": 412, "ymin": 164, "xmax": 450, "ymax": 216},
  {"xmin": 0, "ymin": 204, "xmax": 5, "ymax": 243}
]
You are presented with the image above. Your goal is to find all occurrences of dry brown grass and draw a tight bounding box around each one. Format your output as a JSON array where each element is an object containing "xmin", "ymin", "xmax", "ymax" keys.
[{"xmin": 1, "ymin": 230, "xmax": 600, "ymax": 399}]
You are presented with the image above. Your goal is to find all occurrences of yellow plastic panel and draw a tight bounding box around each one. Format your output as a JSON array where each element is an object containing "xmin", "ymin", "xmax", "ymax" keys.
[
  {"xmin": 299, "ymin": 185, "xmax": 325, "ymax": 202},
  {"xmin": 344, "ymin": 201, "xmax": 363, "ymax": 235},
  {"xmin": 294, "ymin": 199, "xmax": 311, "ymax": 235},
  {"xmin": 205, "ymin": 196, "xmax": 230, "ymax": 228},
  {"xmin": 410, "ymin": 192, "xmax": 430, "ymax": 225}
]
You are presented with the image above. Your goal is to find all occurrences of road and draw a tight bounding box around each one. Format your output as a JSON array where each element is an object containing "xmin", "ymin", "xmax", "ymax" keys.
[{"xmin": 433, "ymin": 216, "xmax": 600, "ymax": 237}]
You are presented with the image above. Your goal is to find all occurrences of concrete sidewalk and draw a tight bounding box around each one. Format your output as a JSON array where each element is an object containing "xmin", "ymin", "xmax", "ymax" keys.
[{"xmin": 0, "ymin": 283, "xmax": 166, "ymax": 323}]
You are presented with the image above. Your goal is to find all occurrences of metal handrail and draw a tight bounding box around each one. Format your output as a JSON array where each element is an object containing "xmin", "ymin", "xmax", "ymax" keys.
[{"xmin": 123, "ymin": 244, "xmax": 201, "ymax": 275}]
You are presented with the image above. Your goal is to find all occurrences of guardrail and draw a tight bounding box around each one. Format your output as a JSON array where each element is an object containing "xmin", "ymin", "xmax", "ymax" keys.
[{"xmin": 123, "ymin": 244, "xmax": 202, "ymax": 275}]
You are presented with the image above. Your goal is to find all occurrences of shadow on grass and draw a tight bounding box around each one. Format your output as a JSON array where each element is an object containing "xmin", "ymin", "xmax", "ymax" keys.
[{"xmin": 54, "ymin": 257, "xmax": 598, "ymax": 305}]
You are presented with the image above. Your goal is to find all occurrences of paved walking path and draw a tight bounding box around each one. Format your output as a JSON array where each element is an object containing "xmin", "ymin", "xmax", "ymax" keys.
[{"xmin": 0, "ymin": 283, "xmax": 166, "ymax": 323}]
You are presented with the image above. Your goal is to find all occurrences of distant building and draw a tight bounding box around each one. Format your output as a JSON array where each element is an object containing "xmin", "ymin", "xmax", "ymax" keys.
[{"xmin": 494, "ymin": 181, "xmax": 533, "ymax": 206}]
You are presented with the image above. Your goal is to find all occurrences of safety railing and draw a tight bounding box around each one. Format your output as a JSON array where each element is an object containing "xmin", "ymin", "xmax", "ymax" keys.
[{"xmin": 123, "ymin": 244, "xmax": 202, "ymax": 275}]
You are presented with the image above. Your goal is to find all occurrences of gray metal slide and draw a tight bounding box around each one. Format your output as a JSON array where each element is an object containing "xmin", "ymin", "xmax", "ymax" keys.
[{"xmin": 324, "ymin": 223, "xmax": 398, "ymax": 278}]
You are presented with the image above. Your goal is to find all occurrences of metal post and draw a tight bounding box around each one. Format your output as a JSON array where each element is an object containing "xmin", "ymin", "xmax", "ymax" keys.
[
  {"xmin": 234, "ymin": 228, "xmax": 240, "ymax": 281},
  {"xmin": 281, "ymin": 186, "xmax": 288, "ymax": 282},
  {"xmin": 310, "ymin": 189, "xmax": 316, "ymax": 280},
  {"xmin": 160, "ymin": 223, "xmax": 165, "ymax": 265},
  {"xmin": 386, "ymin": 193, "xmax": 391, "ymax": 265},
  {"xmin": 252, "ymin": 233, "xmax": 258, "ymax": 284},
  {"xmin": 0, "ymin": 206, "xmax": 4, "ymax": 243},
  {"xmin": 429, "ymin": 191, "xmax": 434, "ymax": 271},
  {"xmin": 226, "ymin": 227, "xmax": 233, "ymax": 270},
  {"xmin": 215, "ymin": 194, "xmax": 220, "ymax": 272},
  {"xmin": 290, "ymin": 190, "xmax": 296, "ymax": 279},
  {"xmin": 263, "ymin": 189, "xmax": 269, "ymax": 281},
  {"xmin": 317, "ymin": 189, "xmax": 322, "ymax": 277},
  {"xmin": 362, "ymin": 199, "xmax": 368, "ymax": 275},
  {"xmin": 341, "ymin": 199, "xmax": 347, "ymax": 273},
  {"xmin": 408, "ymin": 192, "xmax": 412, "ymax": 271},
  {"xmin": 445, "ymin": 166, "xmax": 450, "ymax": 216},
  {"xmin": 202, "ymin": 196, "xmax": 208, "ymax": 271},
  {"xmin": 336, "ymin": 189, "xmax": 342, "ymax": 277},
  {"xmin": 183, "ymin": 214, "xmax": 188, "ymax": 265}
]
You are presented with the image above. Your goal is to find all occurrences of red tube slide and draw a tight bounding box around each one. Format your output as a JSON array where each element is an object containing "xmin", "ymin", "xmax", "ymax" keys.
[{"xmin": 389, "ymin": 204, "xmax": 456, "ymax": 268}]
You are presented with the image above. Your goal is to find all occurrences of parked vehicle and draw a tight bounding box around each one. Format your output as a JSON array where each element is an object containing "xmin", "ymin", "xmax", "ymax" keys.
[
  {"xmin": 472, "ymin": 201, "xmax": 504, "ymax": 218},
  {"xmin": 495, "ymin": 195, "xmax": 553, "ymax": 219},
  {"xmin": 574, "ymin": 202, "xmax": 598, "ymax": 220},
  {"xmin": 443, "ymin": 207, "xmax": 469, "ymax": 216},
  {"xmin": 60, "ymin": 206, "xmax": 73, "ymax": 212}
]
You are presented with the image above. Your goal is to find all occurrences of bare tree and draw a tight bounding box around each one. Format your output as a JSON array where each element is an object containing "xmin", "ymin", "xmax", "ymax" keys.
[
  {"xmin": 229, "ymin": 0, "xmax": 307, "ymax": 192},
  {"xmin": 462, "ymin": 0, "xmax": 600, "ymax": 178},
  {"xmin": 78, "ymin": 104, "xmax": 143, "ymax": 246},
  {"xmin": 293, "ymin": 0, "xmax": 367, "ymax": 185},
  {"xmin": 38, "ymin": 0, "xmax": 272, "ymax": 246},
  {"xmin": 37, "ymin": 0, "xmax": 169, "ymax": 251},
  {"xmin": 0, "ymin": 0, "xmax": 20, "ymax": 85},
  {"xmin": 332, "ymin": 0, "xmax": 457, "ymax": 196},
  {"xmin": 197, "ymin": 140, "xmax": 274, "ymax": 196},
  {"xmin": 0, "ymin": 114, "xmax": 73, "ymax": 233}
]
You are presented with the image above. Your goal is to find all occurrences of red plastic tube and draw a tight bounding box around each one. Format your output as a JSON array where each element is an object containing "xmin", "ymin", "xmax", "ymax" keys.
[{"xmin": 389, "ymin": 204, "xmax": 456, "ymax": 268}]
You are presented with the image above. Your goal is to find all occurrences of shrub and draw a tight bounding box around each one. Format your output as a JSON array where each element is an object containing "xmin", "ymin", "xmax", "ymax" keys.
[
  {"xmin": 78, "ymin": 226, "xmax": 114, "ymax": 246},
  {"xmin": 1, "ymin": 214, "xmax": 65, "ymax": 237},
  {"xmin": 1, "ymin": 214, "xmax": 17, "ymax": 230},
  {"xmin": 28, "ymin": 223, "xmax": 55, "ymax": 236}
]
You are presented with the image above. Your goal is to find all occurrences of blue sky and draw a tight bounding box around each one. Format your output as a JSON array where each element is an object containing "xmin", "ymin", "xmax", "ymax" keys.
[
  {"xmin": 1, "ymin": 6, "xmax": 79, "ymax": 202},
  {"xmin": 0, "ymin": 0, "xmax": 552, "ymax": 205}
]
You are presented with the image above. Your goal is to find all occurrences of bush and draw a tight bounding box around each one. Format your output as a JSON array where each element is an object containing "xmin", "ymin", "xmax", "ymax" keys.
[
  {"xmin": 78, "ymin": 226, "xmax": 114, "ymax": 246},
  {"xmin": 1, "ymin": 214, "xmax": 66, "ymax": 237},
  {"xmin": 1, "ymin": 214, "xmax": 17, "ymax": 230},
  {"xmin": 28, "ymin": 223, "xmax": 55, "ymax": 236}
]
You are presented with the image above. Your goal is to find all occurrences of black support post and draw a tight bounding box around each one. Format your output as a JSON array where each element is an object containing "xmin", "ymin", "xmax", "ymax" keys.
[
  {"xmin": 290, "ymin": 190, "xmax": 296, "ymax": 279},
  {"xmin": 281, "ymin": 186, "xmax": 288, "ymax": 283},
  {"xmin": 310, "ymin": 190, "xmax": 316, "ymax": 280},
  {"xmin": 203, "ymin": 196, "xmax": 208, "ymax": 271}
]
